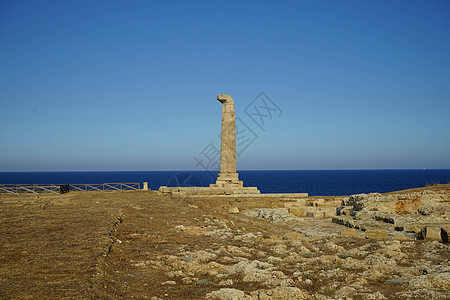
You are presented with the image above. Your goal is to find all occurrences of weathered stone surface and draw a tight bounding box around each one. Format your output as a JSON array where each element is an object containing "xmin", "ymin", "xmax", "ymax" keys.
[
  {"xmin": 333, "ymin": 190, "xmax": 449, "ymax": 243},
  {"xmin": 365, "ymin": 229, "xmax": 388, "ymax": 240},
  {"xmin": 206, "ymin": 288, "xmax": 247, "ymax": 300},
  {"xmin": 205, "ymin": 287, "xmax": 308, "ymax": 300},
  {"xmin": 283, "ymin": 231, "xmax": 303, "ymax": 240},
  {"xmin": 225, "ymin": 260, "xmax": 292, "ymax": 286},
  {"xmin": 256, "ymin": 287, "xmax": 308, "ymax": 299},
  {"xmin": 392, "ymin": 231, "xmax": 415, "ymax": 241},
  {"xmin": 243, "ymin": 208, "xmax": 300, "ymax": 223},
  {"xmin": 289, "ymin": 207, "xmax": 306, "ymax": 217},
  {"xmin": 228, "ymin": 206, "xmax": 239, "ymax": 214},
  {"xmin": 158, "ymin": 186, "xmax": 260, "ymax": 196},
  {"xmin": 284, "ymin": 201, "xmax": 306, "ymax": 208},
  {"xmin": 425, "ymin": 226, "xmax": 442, "ymax": 241},
  {"xmin": 321, "ymin": 208, "xmax": 337, "ymax": 218},
  {"xmin": 211, "ymin": 94, "xmax": 244, "ymax": 188},
  {"xmin": 340, "ymin": 228, "xmax": 357, "ymax": 237}
]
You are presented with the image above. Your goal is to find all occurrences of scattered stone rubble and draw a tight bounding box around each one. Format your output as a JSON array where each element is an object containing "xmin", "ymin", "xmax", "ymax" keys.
[
  {"xmin": 333, "ymin": 191, "xmax": 449, "ymax": 243},
  {"xmin": 145, "ymin": 226, "xmax": 449, "ymax": 299}
]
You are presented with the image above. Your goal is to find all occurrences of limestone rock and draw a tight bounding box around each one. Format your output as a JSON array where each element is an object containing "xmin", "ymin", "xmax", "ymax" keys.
[
  {"xmin": 254, "ymin": 286, "xmax": 308, "ymax": 299},
  {"xmin": 425, "ymin": 226, "xmax": 443, "ymax": 241},
  {"xmin": 184, "ymin": 250, "xmax": 217, "ymax": 263},
  {"xmin": 175, "ymin": 225, "xmax": 209, "ymax": 235},
  {"xmin": 289, "ymin": 207, "xmax": 306, "ymax": 217},
  {"xmin": 225, "ymin": 260, "xmax": 291, "ymax": 287},
  {"xmin": 340, "ymin": 228, "xmax": 357, "ymax": 237},
  {"xmin": 228, "ymin": 206, "xmax": 239, "ymax": 214},
  {"xmin": 365, "ymin": 229, "xmax": 387, "ymax": 240},
  {"xmin": 335, "ymin": 286, "xmax": 357, "ymax": 298},
  {"xmin": 323, "ymin": 241, "xmax": 345, "ymax": 253},
  {"xmin": 364, "ymin": 291, "xmax": 387, "ymax": 299},
  {"xmin": 206, "ymin": 288, "xmax": 248, "ymax": 300},
  {"xmin": 243, "ymin": 208, "xmax": 300, "ymax": 223}
]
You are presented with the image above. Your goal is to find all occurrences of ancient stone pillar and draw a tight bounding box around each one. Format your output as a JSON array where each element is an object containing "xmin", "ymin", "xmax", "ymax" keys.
[{"xmin": 211, "ymin": 94, "xmax": 243, "ymax": 187}]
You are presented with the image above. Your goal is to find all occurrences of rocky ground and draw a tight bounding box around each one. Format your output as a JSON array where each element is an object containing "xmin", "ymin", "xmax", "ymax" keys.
[{"xmin": 0, "ymin": 184, "xmax": 449, "ymax": 299}]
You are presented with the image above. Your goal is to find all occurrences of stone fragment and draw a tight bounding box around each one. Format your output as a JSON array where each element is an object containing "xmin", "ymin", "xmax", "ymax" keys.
[
  {"xmin": 392, "ymin": 231, "xmax": 415, "ymax": 241},
  {"xmin": 225, "ymin": 260, "xmax": 292, "ymax": 286},
  {"xmin": 218, "ymin": 279, "xmax": 234, "ymax": 286},
  {"xmin": 306, "ymin": 211, "xmax": 316, "ymax": 218},
  {"xmin": 365, "ymin": 229, "xmax": 387, "ymax": 240},
  {"xmin": 205, "ymin": 288, "xmax": 247, "ymax": 300},
  {"xmin": 289, "ymin": 207, "xmax": 306, "ymax": 217},
  {"xmin": 335, "ymin": 286, "xmax": 357, "ymax": 298},
  {"xmin": 425, "ymin": 226, "xmax": 442, "ymax": 241},
  {"xmin": 321, "ymin": 208, "xmax": 337, "ymax": 218},
  {"xmin": 186, "ymin": 250, "xmax": 217, "ymax": 263},
  {"xmin": 340, "ymin": 229, "xmax": 357, "ymax": 237},
  {"xmin": 418, "ymin": 206, "xmax": 434, "ymax": 215},
  {"xmin": 175, "ymin": 225, "xmax": 209, "ymax": 235},
  {"xmin": 365, "ymin": 291, "xmax": 387, "ymax": 299},
  {"xmin": 260, "ymin": 286, "xmax": 308, "ymax": 299},
  {"xmin": 181, "ymin": 277, "xmax": 195, "ymax": 284},
  {"xmin": 228, "ymin": 206, "xmax": 239, "ymax": 214}
]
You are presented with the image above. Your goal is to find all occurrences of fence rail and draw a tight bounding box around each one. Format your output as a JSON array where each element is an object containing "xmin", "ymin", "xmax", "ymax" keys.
[
  {"xmin": 0, "ymin": 183, "xmax": 141, "ymax": 194},
  {"xmin": 69, "ymin": 183, "xmax": 140, "ymax": 192}
]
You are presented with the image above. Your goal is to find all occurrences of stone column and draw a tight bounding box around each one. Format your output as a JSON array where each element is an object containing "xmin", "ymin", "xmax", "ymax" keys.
[{"xmin": 211, "ymin": 94, "xmax": 243, "ymax": 187}]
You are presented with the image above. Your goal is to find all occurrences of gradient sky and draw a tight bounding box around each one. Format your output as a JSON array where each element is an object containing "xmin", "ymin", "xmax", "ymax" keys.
[{"xmin": 1, "ymin": 0, "xmax": 449, "ymax": 171}]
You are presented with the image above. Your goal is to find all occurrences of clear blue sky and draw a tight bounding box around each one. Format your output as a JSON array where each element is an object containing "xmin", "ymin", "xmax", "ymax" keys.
[{"xmin": 1, "ymin": 0, "xmax": 449, "ymax": 171}]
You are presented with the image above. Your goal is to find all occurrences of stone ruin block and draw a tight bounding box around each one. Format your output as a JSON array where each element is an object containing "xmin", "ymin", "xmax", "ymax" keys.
[
  {"xmin": 417, "ymin": 226, "xmax": 449, "ymax": 243},
  {"xmin": 365, "ymin": 229, "xmax": 388, "ymax": 240},
  {"xmin": 289, "ymin": 207, "xmax": 306, "ymax": 217},
  {"xmin": 340, "ymin": 229, "xmax": 357, "ymax": 237},
  {"xmin": 284, "ymin": 201, "xmax": 306, "ymax": 208}
]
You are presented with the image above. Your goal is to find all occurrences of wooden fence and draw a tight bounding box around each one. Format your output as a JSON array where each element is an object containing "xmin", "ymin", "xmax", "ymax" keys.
[{"xmin": 0, "ymin": 183, "xmax": 141, "ymax": 194}]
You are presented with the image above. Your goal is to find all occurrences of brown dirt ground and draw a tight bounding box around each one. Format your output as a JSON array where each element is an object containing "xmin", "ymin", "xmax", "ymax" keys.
[{"xmin": 0, "ymin": 184, "xmax": 449, "ymax": 299}]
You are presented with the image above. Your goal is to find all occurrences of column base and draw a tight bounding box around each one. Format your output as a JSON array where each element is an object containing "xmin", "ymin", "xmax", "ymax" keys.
[
  {"xmin": 210, "ymin": 172, "xmax": 243, "ymax": 187},
  {"xmin": 158, "ymin": 185, "xmax": 260, "ymax": 196}
]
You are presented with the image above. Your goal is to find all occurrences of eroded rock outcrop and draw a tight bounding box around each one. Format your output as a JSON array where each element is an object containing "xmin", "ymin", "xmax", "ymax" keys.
[{"xmin": 334, "ymin": 190, "xmax": 450, "ymax": 242}]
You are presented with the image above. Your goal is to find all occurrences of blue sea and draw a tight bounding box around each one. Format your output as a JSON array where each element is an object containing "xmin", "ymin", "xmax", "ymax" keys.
[{"xmin": 0, "ymin": 170, "xmax": 449, "ymax": 196}]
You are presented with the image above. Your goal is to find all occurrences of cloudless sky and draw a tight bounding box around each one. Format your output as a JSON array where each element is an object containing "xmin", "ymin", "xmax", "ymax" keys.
[{"xmin": 1, "ymin": 0, "xmax": 449, "ymax": 171}]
